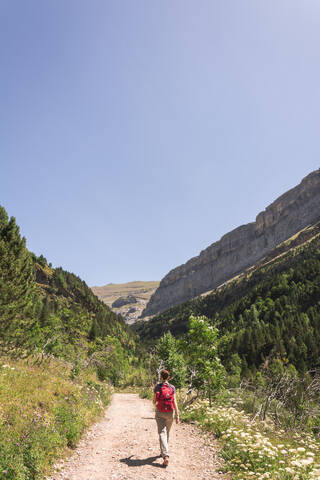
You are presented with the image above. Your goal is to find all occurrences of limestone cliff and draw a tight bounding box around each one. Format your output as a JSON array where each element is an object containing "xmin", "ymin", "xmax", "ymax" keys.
[{"xmin": 143, "ymin": 169, "xmax": 320, "ymax": 317}]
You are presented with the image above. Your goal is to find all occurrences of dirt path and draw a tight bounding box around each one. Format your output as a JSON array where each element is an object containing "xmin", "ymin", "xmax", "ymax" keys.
[{"xmin": 47, "ymin": 393, "xmax": 227, "ymax": 480}]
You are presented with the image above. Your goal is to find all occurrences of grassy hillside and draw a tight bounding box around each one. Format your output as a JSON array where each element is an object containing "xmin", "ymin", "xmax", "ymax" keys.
[
  {"xmin": 0, "ymin": 356, "xmax": 111, "ymax": 480},
  {"xmin": 135, "ymin": 223, "xmax": 320, "ymax": 375},
  {"xmin": 91, "ymin": 281, "xmax": 159, "ymax": 303}
]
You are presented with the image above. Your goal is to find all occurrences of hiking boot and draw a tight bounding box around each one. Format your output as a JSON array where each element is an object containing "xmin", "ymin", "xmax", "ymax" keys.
[{"xmin": 163, "ymin": 456, "xmax": 169, "ymax": 467}]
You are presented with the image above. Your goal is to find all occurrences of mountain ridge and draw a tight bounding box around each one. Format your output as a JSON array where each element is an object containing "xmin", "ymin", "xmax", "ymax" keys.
[{"xmin": 143, "ymin": 169, "xmax": 320, "ymax": 317}]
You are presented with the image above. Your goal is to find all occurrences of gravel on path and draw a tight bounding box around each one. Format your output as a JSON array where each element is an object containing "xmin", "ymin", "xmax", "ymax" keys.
[{"xmin": 47, "ymin": 393, "xmax": 228, "ymax": 480}]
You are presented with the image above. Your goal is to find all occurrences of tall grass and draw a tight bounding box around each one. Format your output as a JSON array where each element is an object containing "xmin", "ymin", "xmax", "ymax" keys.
[{"xmin": 0, "ymin": 357, "xmax": 111, "ymax": 480}]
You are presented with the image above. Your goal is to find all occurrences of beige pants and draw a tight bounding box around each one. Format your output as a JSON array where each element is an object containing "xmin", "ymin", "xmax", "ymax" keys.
[{"xmin": 155, "ymin": 409, "xmax": 174, "ymax": 458}]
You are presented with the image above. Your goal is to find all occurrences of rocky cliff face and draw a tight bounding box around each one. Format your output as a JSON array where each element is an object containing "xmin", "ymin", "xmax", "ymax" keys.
[{"xmin": 143, "ymin": 169, "xmax": 320, "ymax": 317}]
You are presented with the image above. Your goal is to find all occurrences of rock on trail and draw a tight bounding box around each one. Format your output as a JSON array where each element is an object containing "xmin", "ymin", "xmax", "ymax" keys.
[{"xmin": 47, "ymin": 393, "xmax": 227, "ymax": 480}]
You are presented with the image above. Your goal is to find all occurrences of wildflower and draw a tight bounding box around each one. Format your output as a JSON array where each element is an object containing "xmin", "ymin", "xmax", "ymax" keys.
[
  {"xmin": 306, "ymin": 451, "xmax": 315, "ymax": 456},
  {"xmin": 285, "ymin": 467, "xmax": 295, "ymax": 474}
]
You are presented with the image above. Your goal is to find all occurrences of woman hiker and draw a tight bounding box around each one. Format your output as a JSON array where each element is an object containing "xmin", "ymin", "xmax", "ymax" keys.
[{"xmin": 153, "ymin": 369, "xmax": 179, "ymax": 467}]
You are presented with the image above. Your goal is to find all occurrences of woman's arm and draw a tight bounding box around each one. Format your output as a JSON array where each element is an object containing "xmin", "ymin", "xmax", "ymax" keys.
[
  {"xmin": 173, "ymin": 394, "xmax": 179, "ymax": 424},
  {"xmin": 153, "ymin": 392, "xmax": 157, "ymax": 406}
]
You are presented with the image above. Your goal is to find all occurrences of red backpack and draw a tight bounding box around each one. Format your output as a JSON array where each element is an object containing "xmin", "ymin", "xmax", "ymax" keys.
[{"xmin": 156, "ymin": 383, "xmax": 174, "ymax": 412}]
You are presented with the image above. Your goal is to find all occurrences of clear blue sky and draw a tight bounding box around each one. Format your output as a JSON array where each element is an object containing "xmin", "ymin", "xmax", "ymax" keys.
[{"xmin": 1, "ymin": 1, "xmax": 320, "ymax": 286}]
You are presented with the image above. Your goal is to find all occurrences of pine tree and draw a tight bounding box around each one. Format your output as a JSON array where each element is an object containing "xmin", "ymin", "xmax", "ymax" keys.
[{"xmin": 0, "ymin": 206, "xmax": 37, "ymax": 353}]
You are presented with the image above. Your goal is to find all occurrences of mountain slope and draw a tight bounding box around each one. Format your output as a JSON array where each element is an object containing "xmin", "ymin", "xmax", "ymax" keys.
[
  {"xmin": 0, "ymin": 205, "xmax": 144, "ymax": 385},
  {"xmin": 135, "ymin": 222, "xmax": 320, "ymax": 374},
  {"xmin": 143, "ymin": 169, "xmax": 320, "ymax": 317}
]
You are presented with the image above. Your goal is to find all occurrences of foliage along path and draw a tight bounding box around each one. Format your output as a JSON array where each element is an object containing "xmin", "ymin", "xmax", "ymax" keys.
[{"xmin": 47, "ymin": 393, "xmax": 227, "ymax": 480}]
